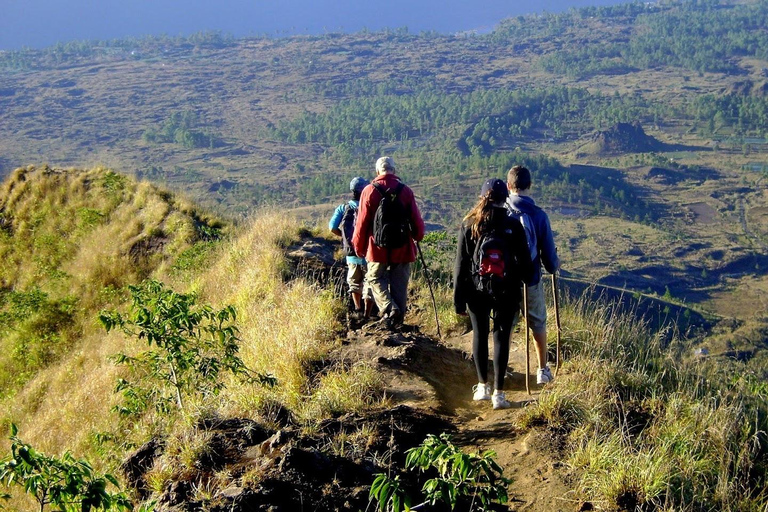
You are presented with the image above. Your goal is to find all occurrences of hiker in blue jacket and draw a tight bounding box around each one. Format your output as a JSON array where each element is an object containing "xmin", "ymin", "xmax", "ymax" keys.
[
  {"xmin": 505, "ymin": 165, "xmax": 560, "ymax": 384},
  {"xmin": 454, "ymin": 179, "xmax": 534, "ymax": 410},
  {"xmin": 329, "ymin": 177, "xmax": 374, "ymax": 320}
]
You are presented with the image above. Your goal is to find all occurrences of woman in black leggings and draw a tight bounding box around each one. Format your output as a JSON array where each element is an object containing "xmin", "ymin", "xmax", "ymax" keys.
[{"xmin": 453, "ymin": 179, "xmax": 533, "ymax": 410}]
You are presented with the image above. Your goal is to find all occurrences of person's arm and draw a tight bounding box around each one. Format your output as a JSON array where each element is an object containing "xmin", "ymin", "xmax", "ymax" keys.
[
  {"xmin": 352, "ymin": 188, "xmax": 373, "ymax": 258},
  {"xmin": 408, "ymin": 188, "xmax": 426, "ymax": 242},
  {"xmin": 539, "ymin": 214, "xmax": 560, "ymax": 274},
  {"xmin": 453, "ymin": 225, "xmax": 472, "ymax": 315},
  {"xmin": 329, "ymin": 204, "xmax": 345, "ymax": 237}
]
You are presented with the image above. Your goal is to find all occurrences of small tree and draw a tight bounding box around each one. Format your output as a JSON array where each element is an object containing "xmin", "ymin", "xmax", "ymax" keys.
[
  {"xmin": 100, "ymin": 280, "xmax": 272, "ymax": 417},
  {"xmin": 0, "ymin": 424, "xmax": 132, "ymax": 512}
]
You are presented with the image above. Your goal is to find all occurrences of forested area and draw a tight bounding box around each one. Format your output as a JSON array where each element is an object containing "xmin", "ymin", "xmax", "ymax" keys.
[
  {"xmin": 534, "ymin": 1, "xmax": 768, "ymax": 77},
  {"xmin": 269, "ymin": 85, "xmax": 661, "ymax": 153},
  {"xmin": 265, "ymin": 66, "xmax": 764, "ymax": 219},
  {"xmin": 143, "ymin": 111, "xmax": 222, "ymax": 149}
]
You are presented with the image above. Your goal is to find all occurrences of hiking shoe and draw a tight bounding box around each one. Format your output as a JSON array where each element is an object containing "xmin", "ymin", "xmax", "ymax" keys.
[
  {"xmin": 537, "ymin": 366, "xmax": 553, "ymax": 385},
  {"xmin": 389, "ymin": 309, "xmax": 404, "ymax": 327},
  {"xmin": 472, "ymin": 383, "xmax": 491, "ymax": 401},
  {"xmin": 492, "ymin": 390, "xmax": 512, "ymax": 410}
]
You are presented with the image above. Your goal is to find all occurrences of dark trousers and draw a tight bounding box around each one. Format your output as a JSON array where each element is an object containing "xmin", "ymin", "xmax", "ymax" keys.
[{"xmin": 467, "ymin": 294, "xmax": 516, "ymax": 391}]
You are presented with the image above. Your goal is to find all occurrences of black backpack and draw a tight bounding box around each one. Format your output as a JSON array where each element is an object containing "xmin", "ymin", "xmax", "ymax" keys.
[
  {"xmin": 472, "ymin": 227, "xmax": 515, "ymax": 299},
  {"xmin": 372, "ymin": 182, "xmax": 410, "ymax": 249},
  {"xmin": 340, "ymin": 203, "xmax": 358, "ymax": 257}
]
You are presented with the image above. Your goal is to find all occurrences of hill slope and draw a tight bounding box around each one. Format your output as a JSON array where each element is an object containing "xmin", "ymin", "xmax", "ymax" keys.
[{"xmin": 0, "ymin": 168, "xmax": 766, "ymax": 511}]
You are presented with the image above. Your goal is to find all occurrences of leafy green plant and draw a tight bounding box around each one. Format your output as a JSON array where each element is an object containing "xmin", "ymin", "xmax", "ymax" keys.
[
  {"xmin": 370, "ymin": 433, "xmax": 509, "ymax": 511},
  {"xmin": 0, "ymin": 424, "xmax": 131, "ymax": 512},
  {"xmin": 100, "ymin": 279, "xmax": 274, "ymax": 417}
]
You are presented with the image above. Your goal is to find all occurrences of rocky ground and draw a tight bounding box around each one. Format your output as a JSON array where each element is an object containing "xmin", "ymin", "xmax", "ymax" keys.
[{"xmin": 121, "ymin": 321, "xmax": 576, "ymax": 511}]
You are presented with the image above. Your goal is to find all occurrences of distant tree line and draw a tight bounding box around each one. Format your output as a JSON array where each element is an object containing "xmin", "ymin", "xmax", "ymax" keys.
[
  {"xmin": 142, "ymin": 110, "xmax": 222, "ymax": 149},
  {"xmin": 268, "ymin": 85, "xmax": 661, "ymax": 154},
  {"xmin": 0, "ymin": 30, "xmax": 235, "ymax": 71}
]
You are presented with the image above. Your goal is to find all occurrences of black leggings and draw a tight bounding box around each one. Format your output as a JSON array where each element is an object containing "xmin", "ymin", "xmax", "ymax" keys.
[{"xmin": 467, "ymin": 295, "xmax": 516, "ymax": 391}]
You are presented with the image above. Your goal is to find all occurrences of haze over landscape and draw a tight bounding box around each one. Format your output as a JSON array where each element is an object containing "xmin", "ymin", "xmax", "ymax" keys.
[{"xmin": 1, "ymin": 0, "xmax": 630, "ymax": 49}]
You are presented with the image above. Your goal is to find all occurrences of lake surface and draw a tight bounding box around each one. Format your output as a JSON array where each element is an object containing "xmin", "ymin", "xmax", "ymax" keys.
[{"xmin": 2, "ymin": 0, "xmax": 632, "ymax": 50}]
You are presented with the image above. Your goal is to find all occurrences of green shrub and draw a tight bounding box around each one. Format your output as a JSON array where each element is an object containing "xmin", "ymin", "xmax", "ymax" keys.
[
  {"xmin": 100, "ymin": 280, "xmax": 272, "ymax": 417},
  {"xmin": 0, "ymin": 424, "xmax": 132, "ymax": 512},
  {"xmin": 370, "ymin": 433, "xmax": 509, "ymax": 512}
]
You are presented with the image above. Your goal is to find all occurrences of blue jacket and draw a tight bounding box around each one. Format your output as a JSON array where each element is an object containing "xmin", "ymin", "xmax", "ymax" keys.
[
  {"xmin": 329, "ymin": 201, "xmax": 366, "ymax": 265},
  {"xmin": 505, "ymin": 194, "xmax": 559, "ymax": 285}
]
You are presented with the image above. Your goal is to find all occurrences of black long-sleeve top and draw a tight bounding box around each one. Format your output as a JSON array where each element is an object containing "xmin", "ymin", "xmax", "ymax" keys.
[{"xmin": 453, "ymin": 206, "xmax": 535, "ymax": 315}]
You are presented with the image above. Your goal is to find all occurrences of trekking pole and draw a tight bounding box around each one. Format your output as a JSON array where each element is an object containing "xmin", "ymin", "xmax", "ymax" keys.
[
  {"xmin": 416, "ymin": 242, "xmax": 442, "ymax": 339},
  {"xmin": 523, "ymin": 283, "xmax": 530, "ymax": 395},
  {"xmin": 551, "ymin": 273, "xmax": 562, "ymax": 378}
]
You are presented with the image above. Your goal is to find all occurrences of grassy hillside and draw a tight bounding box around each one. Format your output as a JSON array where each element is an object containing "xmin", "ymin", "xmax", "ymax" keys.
[
  {"xmin": 0, "ymin": 167, "xmax": 765, "ymax": 511},
  {"xmin": 0, "ymin": 166, "xmax": 225, "ymax": 398},
  {"xmin": 0, "ymin": 166, "xmax": 380, "ymax": 473}
]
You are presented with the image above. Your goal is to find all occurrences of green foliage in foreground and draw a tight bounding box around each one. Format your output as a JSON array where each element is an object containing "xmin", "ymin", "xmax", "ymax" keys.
[
  {"xmin": 0, "ymin": 424, "xmax": 132, "ymax": 512},
  {"xmin": 100, "ymin": 280, "xmax": 273, "ymax": 418},
  {"xmin": 519, "ymin": 294, "xmax": 768, "ymax": 511},
  {"xmin": 369, "ymin": 433, "xmax": 509, "ymax": 511}
]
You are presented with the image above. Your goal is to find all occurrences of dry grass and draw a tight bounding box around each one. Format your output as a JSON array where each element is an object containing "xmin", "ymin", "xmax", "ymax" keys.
[
  {"xmin": 518, "ymin": 291, "xmax": 768, "ymax": 511},
  {"xmin": 1, "ymin": 176, "xmax": 382, "ymax": 487},
  {"xmin": 0, "ymin": 167, "xmax": 221, "ymax": 457}
]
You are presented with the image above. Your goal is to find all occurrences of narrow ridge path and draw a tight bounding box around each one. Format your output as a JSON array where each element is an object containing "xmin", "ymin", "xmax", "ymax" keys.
[{"xmin": 341, "ymin": 322, "xmax": 578, "ymax": 511}]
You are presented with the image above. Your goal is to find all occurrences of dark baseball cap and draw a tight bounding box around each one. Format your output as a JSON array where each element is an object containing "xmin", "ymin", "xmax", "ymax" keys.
[
  {"xmin": 481, "ymin": 178, "xmax": 509, "ymax": 202},
  {"xmin": 349, "ymin": 176, "xmax": 369, "ymax": 193}
]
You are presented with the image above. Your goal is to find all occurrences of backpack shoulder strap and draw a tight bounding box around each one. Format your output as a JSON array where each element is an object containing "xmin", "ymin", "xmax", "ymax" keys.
[
  {"xmin": 372, "ymin": 180, "xmax": 404, "ymax": 198},
  {"xmin": 372, "ymin": 182, "xmax": 388, "ymax": 198}
]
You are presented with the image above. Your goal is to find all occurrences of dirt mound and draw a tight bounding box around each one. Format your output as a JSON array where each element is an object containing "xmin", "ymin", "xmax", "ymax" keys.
[
  {"xmin": 123, "ymin": 406, "xmax": 453, "ymax": 512},
  {"xmin": 578, "ymin": 122, "xmax": 663, "ymax": 156}
]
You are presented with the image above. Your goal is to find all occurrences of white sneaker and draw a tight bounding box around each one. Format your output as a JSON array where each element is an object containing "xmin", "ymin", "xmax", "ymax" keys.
[
  {"xmin": 492, "ymin": 390, "xmax": 512, "ymax": 410},
  {"xmin": 537, "ymin": 366, "xmax": 553, "ymax": 385},
  {"xmin": 472, "ymin": 382, "xmax": 491, "ymax": 401}
]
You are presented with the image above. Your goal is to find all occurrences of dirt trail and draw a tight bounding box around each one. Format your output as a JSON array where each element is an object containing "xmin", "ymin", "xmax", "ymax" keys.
[
  {"xmin": 286, "ymin": 237, "xmax": 578, "ymax": 510},
  {"xmin": 342, "ymin": 320, "xmax": 579, "ymax": 512}
]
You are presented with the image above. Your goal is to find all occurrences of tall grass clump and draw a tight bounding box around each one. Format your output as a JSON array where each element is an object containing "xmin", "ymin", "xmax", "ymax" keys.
[
  {"xmin": 194, "ymin": 211, "xmax": 383, "ymax": 423},
  {"xmin": 519, "ymin": 291, "xmax": 768, "ymax": 511}
]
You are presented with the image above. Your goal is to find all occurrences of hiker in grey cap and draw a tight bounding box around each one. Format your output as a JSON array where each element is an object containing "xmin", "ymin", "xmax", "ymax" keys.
[
  {"xmin": 352, "ymin": 156, "xmax": 425, "ymax": 329},
  {"xmin": 505, "ymin": 165, "xmax": 560, "ymax": 385},
  {"xmin": 329, "ymin": 176, "xmax": 374, "ymax": 320}
]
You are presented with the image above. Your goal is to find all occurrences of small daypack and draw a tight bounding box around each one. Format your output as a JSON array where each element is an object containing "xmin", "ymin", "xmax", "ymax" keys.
[
  {"xmin": 508, "ymin": 208, "xmax": 538, "ymax": 264},
  {"xmin": 340, "ymin": 203, "xmax": 358, "ymax": 257},
  {"xmin": 372, "ymin": 182, "xmax": 410, "ymax": 249},
  {"xmin": 472, "ymin": 227, "xmax": 514, "ymax": 299}
]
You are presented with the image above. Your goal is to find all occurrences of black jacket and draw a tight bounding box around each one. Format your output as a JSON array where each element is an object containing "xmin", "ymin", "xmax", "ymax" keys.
[{"xmin": 453, "ymin": 207, "xmax": 534, "ymax": 315}]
